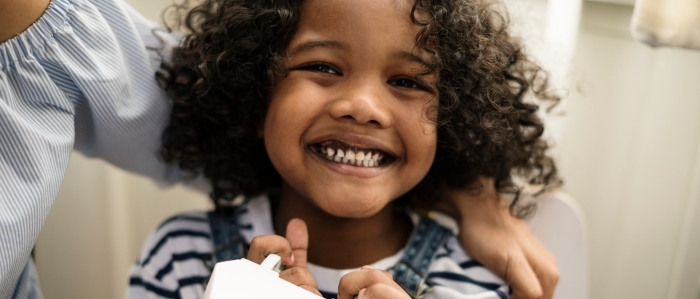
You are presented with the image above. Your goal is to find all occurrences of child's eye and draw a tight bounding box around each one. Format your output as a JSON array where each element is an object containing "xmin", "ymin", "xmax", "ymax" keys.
[
  {"xmin": 390, "ymin": 78, "xmax": 422, "ymax": 89},
  {"xmin": 300, "ymin": 63, "xmax": 340, "ymax": 75}
]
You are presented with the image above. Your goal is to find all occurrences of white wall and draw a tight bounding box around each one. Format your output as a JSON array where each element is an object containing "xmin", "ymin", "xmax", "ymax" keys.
[
  {"xmin": 122, "ymin": 0, "xmax": 172, "ymax": 23},
  {"xmin": 560, "ymin": 2, "xmax": 700, "ymax": 298},
  {"xmin": 502, "ymin": 1, "xmax": 700, "ymax": 298}
]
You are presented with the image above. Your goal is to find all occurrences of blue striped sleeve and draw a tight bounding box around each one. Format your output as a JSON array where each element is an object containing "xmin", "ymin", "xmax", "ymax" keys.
[{"xmin": 0, "ymin": 0, "xmax": 192, "ymax": 297}]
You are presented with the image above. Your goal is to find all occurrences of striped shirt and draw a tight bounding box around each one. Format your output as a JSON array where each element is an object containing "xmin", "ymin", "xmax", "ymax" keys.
[
  {"xmin": 0, "ymin": 0, "xmax": 201, "ymax": 297},
  {"xmin": 127, "ymin": 195, "xmax": 509, "ymax": 299}
]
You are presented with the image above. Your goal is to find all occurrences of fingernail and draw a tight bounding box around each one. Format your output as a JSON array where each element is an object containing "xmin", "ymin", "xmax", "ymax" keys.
[
  {"xmin": 361, "ymin": 265, "xmax": 375, "ymax": 270},
  {"xmin": 290, "ymin": 254, "xmax": 295, "ymax": 264},
  {"xmin": 359, "ymin": 288, "xmax": 367, "ymax": 298}
]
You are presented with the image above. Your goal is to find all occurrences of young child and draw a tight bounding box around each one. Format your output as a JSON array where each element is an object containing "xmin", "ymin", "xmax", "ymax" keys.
[{"xmin": 126, "ymin": 0, "xmax": 559, "ymax": 298}]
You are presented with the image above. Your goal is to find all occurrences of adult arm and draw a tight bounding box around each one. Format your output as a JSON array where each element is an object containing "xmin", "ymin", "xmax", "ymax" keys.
[
  {"xmin": 443, "ymin": 178, "xmax": 560, "ymax": 299},
  {"xmin": 0, "ymin": 1, "xmax": 64, "ymax": 298},
  {"xmin": 0, "ymin": 0, "xmax": 189, "ymax": 296}
]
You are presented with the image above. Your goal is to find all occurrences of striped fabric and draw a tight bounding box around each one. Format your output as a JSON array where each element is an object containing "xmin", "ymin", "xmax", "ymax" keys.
[
  {"xmin": 127, "ymin": 195, "xmax": 509, "ymax": 299},
  {"xmin": 0, "ymin": 0, "xmax": 192, "ymax": 297}
]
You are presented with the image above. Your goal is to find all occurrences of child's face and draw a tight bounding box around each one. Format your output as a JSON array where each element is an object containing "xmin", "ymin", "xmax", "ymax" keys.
[{"xmin": 264, "ymin": 0, "xmax": 437, "ymax": 218}]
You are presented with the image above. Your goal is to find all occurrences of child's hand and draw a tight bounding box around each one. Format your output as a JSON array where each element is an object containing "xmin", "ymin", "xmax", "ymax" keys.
[
  {"xmin": 246, "ymin": 218, "xmax": 322, "ymax": 297},
  {"xmin": 337, "ymin": 266, "xmax": 410, "ymax": 299}
]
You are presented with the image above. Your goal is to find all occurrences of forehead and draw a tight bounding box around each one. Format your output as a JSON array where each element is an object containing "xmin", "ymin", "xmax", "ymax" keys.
[{"xmin": 294, "ymin": 0, "xmax": 422, "ymax": 54}]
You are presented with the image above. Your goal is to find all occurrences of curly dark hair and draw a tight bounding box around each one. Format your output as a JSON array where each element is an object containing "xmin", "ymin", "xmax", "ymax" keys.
[{"xmin": 158, "ymin": 0, "xmax": 561, "ymax": 213}]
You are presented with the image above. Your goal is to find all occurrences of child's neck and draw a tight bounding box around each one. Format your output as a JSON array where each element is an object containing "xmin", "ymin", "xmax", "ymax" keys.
[{"xmin": 273, "ymin": 182, "xmax": 413, "ymax": 269}]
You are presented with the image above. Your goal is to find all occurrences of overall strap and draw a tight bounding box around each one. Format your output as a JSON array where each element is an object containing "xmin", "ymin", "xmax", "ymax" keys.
[
  {"xmin": 198, "ymin": 206, "xmax": 250, "ymax": 289},
  {"xmin": 207, "ymin": 207, "xmax": 249, "ymax": 266},
  {"xmin": 390, "ymin": 216, "xmax": 453, "ymax": 299}
]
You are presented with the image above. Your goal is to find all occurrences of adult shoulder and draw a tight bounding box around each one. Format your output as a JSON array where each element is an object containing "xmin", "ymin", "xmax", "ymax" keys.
[{"xmin": 0, "ymin": 0, "xmax": 50, "ymax": 43}]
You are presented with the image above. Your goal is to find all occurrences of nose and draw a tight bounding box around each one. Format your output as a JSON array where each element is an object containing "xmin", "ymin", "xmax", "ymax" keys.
[{"xmin": 328, "ymin": 78, "xmax": 392, "ymax": 128}]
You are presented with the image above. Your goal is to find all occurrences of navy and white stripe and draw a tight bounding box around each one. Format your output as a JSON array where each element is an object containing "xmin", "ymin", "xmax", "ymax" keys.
[
  {"xmin": 0, "ymin": 0, "xmax": 197, "ymax": 297},
  {"xmin": 127, "ymin": 196, "xmax": 509, "ymax": 299}
]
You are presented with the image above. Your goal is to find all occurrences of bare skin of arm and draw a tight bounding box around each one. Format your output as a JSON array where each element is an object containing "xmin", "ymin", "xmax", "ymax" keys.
[
  {"xmin": 0, "ymin": 0, "xmax": 50, "ymax": 43},
  {"xmin": 441, "ymin": 177, "xmax": 560, "ymax": 299}
]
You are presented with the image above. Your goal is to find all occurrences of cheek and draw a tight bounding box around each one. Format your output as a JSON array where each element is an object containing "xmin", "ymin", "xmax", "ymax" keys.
[
  {"xmin": 396, "ymin": 102, "xmax": 438, "ymax": 186},
  {"xmin": 263, "ymin": 79, "xmax": 322, "ymax": 185},
  {"xmin": 409, "ymin": 124, "xmax": 437, "ymax": 175},
  {"xmin": 264, "ymin": 84, "xmax": 301, "ymax": 172},
  {"xmin": 265, "ymin": 79, "xmax": 311, "ymax": 140},
  {"xmin": 265, "ymin": 77, "xmax": 322, "ymax": 128}
]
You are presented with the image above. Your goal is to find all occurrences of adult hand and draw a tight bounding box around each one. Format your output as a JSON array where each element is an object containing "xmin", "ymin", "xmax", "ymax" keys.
[
  {"xmin": 247, "ymin": 218, "xmax": 322, "ymax": 297},
  {"xmin": 440, "ymin": 177, "xmax": 559, "ymax": 299}
]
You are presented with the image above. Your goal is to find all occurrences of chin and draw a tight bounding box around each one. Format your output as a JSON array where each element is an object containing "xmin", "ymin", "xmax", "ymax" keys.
[{"xmin": 312, "ymin": 191, "xmax": 392, "ymax": 219}]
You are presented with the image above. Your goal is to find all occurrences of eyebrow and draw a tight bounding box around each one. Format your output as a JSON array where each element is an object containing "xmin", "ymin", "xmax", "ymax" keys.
[
  {"xmin": 393, "ymin": 50, "xmax": 434, "ymax": 71},
  {"xmin": 288, "ymin": 40, "xmax": 349, "ymax": 56}
]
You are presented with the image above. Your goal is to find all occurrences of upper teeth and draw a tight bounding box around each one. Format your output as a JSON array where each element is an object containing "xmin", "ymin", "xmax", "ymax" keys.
[{"xmin": 323, "ymin": 146, "xmax": 384, "ymax": 167}]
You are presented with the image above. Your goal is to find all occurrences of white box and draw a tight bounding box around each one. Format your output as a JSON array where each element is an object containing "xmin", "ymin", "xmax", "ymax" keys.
[{"xmin": 203, "ymin": 255, "xmax": 322, "ymax": 299}]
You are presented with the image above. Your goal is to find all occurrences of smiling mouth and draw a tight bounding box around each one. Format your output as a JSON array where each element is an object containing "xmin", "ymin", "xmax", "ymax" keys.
[{"xmin": 309, "ymin": 140, "xmax": 397, "ymax": 168}]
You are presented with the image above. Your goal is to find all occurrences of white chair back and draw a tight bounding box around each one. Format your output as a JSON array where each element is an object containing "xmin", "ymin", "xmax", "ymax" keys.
[{"xmin": 526, "ymin": 191, "xmax": 588, "ymax": 299}]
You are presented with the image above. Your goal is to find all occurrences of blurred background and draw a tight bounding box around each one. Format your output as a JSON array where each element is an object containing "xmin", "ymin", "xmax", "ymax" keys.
[{"xmin": 32, "ymin": 0, "xmax": 700, "ymax": 298}]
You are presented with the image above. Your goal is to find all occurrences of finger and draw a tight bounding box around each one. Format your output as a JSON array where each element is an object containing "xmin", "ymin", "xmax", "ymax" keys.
[
  {"xmin": 247, "ymin": 235, "xmax": 294, "ymax": 265},
  {"xmin": 516, "ymin": 223, "xmax": 559, "ymax": 299},
  {"xmin": 359, "ymin": 284, "xmax": 410, "ymax": 299},
  {"xmin": 361, "ymin": 265, "xmax": 393, "ymax": 280},
  {"xmin": 280, "ymin": 267, "xmax": 318, "ymax": 289},
  {"xmin": 337, "ymin": 269, "xmax": 397, "ymax": 299},
  {"xmin": 280, "ymin": 267, "xmax": 322, "ymax": 297},
  {"xmin": 505, "ymin": 246, "xmax": 543, "ymax": 299},
  {"xmin": 286, "ymin": 218, "xmax": 309, "ymax": 268}
]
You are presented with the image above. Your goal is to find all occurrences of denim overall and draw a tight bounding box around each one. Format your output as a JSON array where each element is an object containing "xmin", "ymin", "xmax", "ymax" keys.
[{"xmin": 205, "ymin": 205, "xmax": 453, "ymax": 299}]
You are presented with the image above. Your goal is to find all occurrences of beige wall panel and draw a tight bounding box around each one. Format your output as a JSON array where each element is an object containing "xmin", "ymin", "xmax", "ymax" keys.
[
  {"xmin": 561, "ymin": 2, "xmax": 700, "ymax": 299},
  {"xmin": 35, "ymin": 154, "xmax": 210, "ymax": 299}
]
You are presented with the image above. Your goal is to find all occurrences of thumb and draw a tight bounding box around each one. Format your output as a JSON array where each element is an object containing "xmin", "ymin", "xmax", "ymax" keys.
[{"xmin": 286, "ymin": 218, "xmax": 309, "ymax": 269}]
